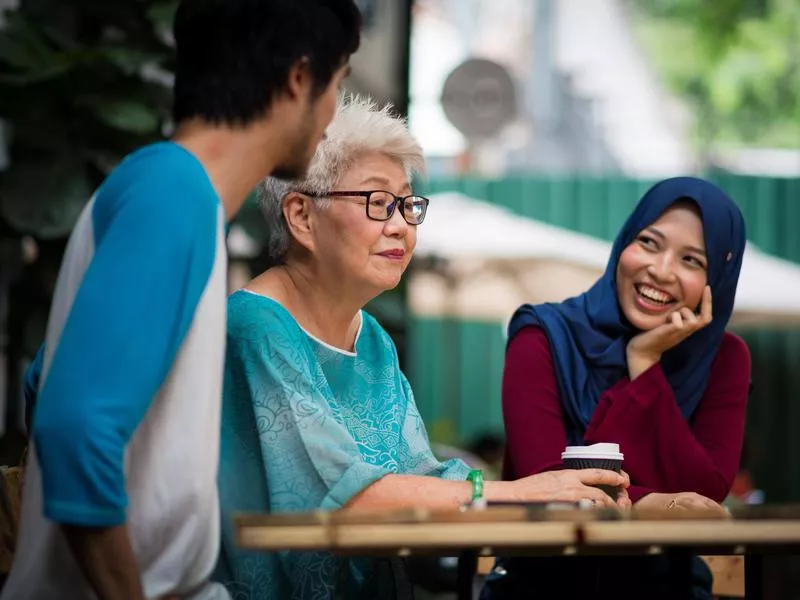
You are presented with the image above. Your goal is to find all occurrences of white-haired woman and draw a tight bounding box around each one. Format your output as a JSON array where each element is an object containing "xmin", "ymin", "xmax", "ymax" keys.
[{"xmin": 214, "ymin": 97, "xmax": 629, "ymax": 600}]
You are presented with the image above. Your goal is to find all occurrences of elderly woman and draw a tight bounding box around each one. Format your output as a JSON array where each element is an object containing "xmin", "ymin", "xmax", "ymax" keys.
[{"xmin": 214, "ymin": 96, "xmax": 629, "ymax": 600}]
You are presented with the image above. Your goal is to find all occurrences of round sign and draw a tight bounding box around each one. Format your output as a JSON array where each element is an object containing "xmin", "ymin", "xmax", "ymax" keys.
[{"xmin": 440, "ymin": 58, "xmax": 517, "ymax": 140}]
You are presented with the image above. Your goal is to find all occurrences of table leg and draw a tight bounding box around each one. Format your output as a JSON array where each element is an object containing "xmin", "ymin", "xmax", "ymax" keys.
[
  {"xmin": 745, "ymin": 554, "xmax": 763, "ymax": 600},
  {"xmin": 457, "ymin": 551, "xmax": 478, "ymax": 600}
]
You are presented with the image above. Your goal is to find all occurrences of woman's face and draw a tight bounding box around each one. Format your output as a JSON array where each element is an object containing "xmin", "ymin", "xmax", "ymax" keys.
[
  {"xmin": 616, "ymin": 203, "xmax": 708, "ymax": 331},
  {"xmin": 313, "ymin": 151, "xmax": 416, "ymax": 295}
]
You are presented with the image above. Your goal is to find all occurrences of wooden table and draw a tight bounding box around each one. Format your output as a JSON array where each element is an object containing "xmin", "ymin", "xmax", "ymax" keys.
[
  {"xmin": 235, "ymin": 504, "xmax": 800, "ymax": 599},
  {"xmin": 237, "ymin": 507, "xmax": 582, "ymax": 555}
]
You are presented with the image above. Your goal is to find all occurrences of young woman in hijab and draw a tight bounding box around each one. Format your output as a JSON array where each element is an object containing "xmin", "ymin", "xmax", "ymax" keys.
[{"xmin": 484, "ymin": 177, "xmax": 750, "ymax": 599}]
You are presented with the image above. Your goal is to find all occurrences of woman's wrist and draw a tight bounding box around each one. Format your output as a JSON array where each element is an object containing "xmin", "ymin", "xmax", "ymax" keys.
[
  {"xmin": 483, "ymin": 480, "xmax": 520, "ymax": 503},
  {"xmin": 626, "ymin": 348, "xmax": 661, "ymax": 380},
  {"xmin": 466, "ymin": 470, "xmax": 485, "ymax": 507}
]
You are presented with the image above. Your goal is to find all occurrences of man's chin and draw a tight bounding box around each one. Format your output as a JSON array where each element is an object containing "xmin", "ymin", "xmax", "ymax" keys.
[{"xmin": 271, "ymin": 164, "xmax": 308, "ymax": 181}]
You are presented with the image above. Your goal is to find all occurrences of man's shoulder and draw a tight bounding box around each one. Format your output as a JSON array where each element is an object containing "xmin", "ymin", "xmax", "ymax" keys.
[
  {"xmin": 84, "ymin": 142, "xmax": 222, "ymax": 254},
  {"xmin": 113, "ymin": 141, "xmax": 207, "ymax": 182},
  {"xmin": 93, "ymin": 142, "xmax": 219, "ymax": 227}
]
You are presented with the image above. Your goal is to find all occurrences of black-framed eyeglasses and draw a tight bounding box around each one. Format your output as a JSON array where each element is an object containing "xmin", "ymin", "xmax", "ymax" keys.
[{"xmin": 311, "ymin": 190, "xmax": 430, "ymax": 225}]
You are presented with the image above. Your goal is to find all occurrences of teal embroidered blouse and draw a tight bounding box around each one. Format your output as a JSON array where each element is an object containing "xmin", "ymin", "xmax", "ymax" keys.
[{"xmin": 215, "ymin": 290, "xmax": 469, "ymax": 599}]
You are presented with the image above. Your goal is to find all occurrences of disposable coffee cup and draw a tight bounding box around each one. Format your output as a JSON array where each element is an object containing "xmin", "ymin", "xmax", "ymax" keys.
[{"xmin": 561, "ymin": 443, "xmax": 624, "ymax": 500}]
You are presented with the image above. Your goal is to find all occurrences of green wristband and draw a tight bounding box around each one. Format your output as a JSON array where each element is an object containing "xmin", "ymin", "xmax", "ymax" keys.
[{"xmin": 467, "ymin": 469, "xmax": 484, "ymax": 502}]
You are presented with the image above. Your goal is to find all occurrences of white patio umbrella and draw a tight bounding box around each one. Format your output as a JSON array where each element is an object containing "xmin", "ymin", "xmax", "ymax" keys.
[{"xmin": 410, "ymin": 192, "xmax": 800, "ymax": 327}]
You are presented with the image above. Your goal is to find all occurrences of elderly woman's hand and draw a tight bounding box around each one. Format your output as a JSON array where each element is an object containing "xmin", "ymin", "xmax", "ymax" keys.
[
  {"xmin": 635, "ymin": 491, "xmax": 727, "ymax": 515},
  {"xmin": 615, "ymin": 471, "xmax": 633, "ymax": 509},
  {"xmin": 509, "ymin": 469, "xmax": 628, "ymax": 508}
]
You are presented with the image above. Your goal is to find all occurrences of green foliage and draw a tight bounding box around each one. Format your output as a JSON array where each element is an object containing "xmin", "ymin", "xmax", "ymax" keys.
[
  {"xmin": 0, "ymin": 0, "xmax": 179, "ymax": 238},
  {"xmin": 633, "ymin": 0, "xmax": 800, "ymax": 148}
]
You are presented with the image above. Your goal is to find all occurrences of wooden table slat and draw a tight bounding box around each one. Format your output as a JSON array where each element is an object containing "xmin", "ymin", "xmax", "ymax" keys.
[
  {"xmin": 333, "ymin": 521, "xmax": 575, "ymax": 550},
  {"xmin": 580, "ymin": 520, "xmax": 800, "ymax": 547},
  {"xmin": 234, "ymin": 505, "xmax": 800, "ymax": 554}
]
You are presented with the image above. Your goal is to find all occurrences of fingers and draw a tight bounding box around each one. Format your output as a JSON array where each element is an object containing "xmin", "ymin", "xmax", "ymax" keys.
[
  {"xmin": 595, "ymin": 492, "xmax": 618, "ymax": 508},
  {"xmin": 620, "ymin": 470, "xmax": 631, "ymax": 488},
  {"xmin": 697, "ymin": 495, "xmax": 720, "ymax": 509},
  {"xmin": 673, "ymin": 493, "xmax": 726, "ymax": 514},
  {"xmin": 701, "ymin": 285, "xmax": 713, "ymax": 324},
  {"xmin": 572, "ymin": 470, "xmax": 626, "ymax": 508},
  {"xmin": 692, "ymin": 495, "xmax": 725, "ymax": 513},
  {"xmin": 575, "ymin": 486, "xmax": 617, "ymax": 508},
  {"xmin": 673, "ymin": 300, "xmax": 710, "ymax": 338},
  {"xmin": 545, "ymin": 470, "xmax": 620, "ymax": 507},
  {"xmin": 672, "ymin": 498, "xmax": 700, "ymax": 510},
  {"xmin": 616, "ymin": 486, "xmax": 632, "ymax": 509},
  {"xmin": 577, "ymin": 468, "xmax": 627, "ymax": 487},
  {"xmin": 678, "ymin": 306, "xmax": 697, "ymax": 326},
  {"xmin": 679, "ymin": 286, "xmax": 712, "ymax": 331}
]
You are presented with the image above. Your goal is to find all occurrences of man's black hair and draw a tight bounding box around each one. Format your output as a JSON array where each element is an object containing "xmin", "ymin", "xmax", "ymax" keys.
[{"xmin": 172, "ymin": 0, "xmax": 361, "ymax": 125}]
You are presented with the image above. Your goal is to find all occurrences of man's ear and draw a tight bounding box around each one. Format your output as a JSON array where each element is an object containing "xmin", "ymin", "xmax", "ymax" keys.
[
  {"xmin": 284, "ymin": 56, "xmax": 313, "ymax": 102},
  {"xmin": 283, "ymin": 191, "xmax": 315, "ymax": 253}
]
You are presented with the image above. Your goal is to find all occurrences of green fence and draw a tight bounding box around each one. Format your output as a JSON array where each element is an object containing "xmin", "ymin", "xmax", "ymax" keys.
[{"xmin": 408, "ymin": 174, "xmax": 800, "ymax": 502}]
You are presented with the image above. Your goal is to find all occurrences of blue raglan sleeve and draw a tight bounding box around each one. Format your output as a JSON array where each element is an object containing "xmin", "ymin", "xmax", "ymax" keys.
[{"xmin": 32, "ymin": 161, "xmax": 219, "ymax": 527}]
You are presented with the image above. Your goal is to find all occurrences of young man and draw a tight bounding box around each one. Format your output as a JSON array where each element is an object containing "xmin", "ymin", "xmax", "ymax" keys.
[{"xmin": 2, "ymin": 2, "xmax": 360, "ymax": 599}]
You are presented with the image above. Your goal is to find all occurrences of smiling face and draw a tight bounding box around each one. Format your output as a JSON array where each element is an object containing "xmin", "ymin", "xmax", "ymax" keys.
[
  {"xmin": 312, "ymin": 151, "xmax": 416, "ymax": 297},
  {"xmin": 616, "ymin": 201, "xmax": 709, "ymax": 331}
]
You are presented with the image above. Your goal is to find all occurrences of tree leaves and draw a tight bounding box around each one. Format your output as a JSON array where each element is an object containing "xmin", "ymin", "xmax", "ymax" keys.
[
  {"xmin": 0, "ymin": 154, "xmax": 94, "ymax": 238},
  {"xmin": 0, "ymin": 0, "xmax": 173, "ymax": 237},
  {"xmin": 91, "ymin": 99, "xmax": 161, "ymax": 134},
  {"xmin": 633, "ymin": 0, "xmax": 800, "ymax": 147},
  {"xmin": 0, "ymin": 11, "xmax": 72, "ymax": 78}
]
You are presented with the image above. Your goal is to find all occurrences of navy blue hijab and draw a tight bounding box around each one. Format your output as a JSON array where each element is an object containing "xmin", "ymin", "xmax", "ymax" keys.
[{"xmin": 508, "ymin": 177, "xmax": 746, "ymax": 444}]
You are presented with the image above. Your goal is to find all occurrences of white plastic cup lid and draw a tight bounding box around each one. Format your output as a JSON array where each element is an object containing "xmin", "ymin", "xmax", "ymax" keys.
[{"xmin": 561, "ymin": 442, "xmax": 624, "ymax": 461}]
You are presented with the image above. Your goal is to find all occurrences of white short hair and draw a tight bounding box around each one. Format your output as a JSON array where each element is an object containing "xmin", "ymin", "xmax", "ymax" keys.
[{"xmin": 258, "ymin": 95, "xmax": 426, "ymax": 264}]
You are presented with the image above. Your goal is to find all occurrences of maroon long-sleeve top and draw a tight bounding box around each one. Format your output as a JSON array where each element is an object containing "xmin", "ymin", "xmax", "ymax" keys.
[{"xmin": 502, "ymin": 326, "xmax": 751, "ymax": 503}]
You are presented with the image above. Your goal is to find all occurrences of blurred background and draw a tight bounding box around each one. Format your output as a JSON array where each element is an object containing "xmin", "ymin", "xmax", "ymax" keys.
[{"xmin": 1, "ymin": 0, "xmax": 799, "ymax": 594}]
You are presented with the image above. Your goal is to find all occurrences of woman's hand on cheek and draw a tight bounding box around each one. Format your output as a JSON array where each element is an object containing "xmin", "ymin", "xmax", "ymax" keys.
[{"xmin": 626, "ymin": 286, "xmax": 712, "ymax": 380}]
